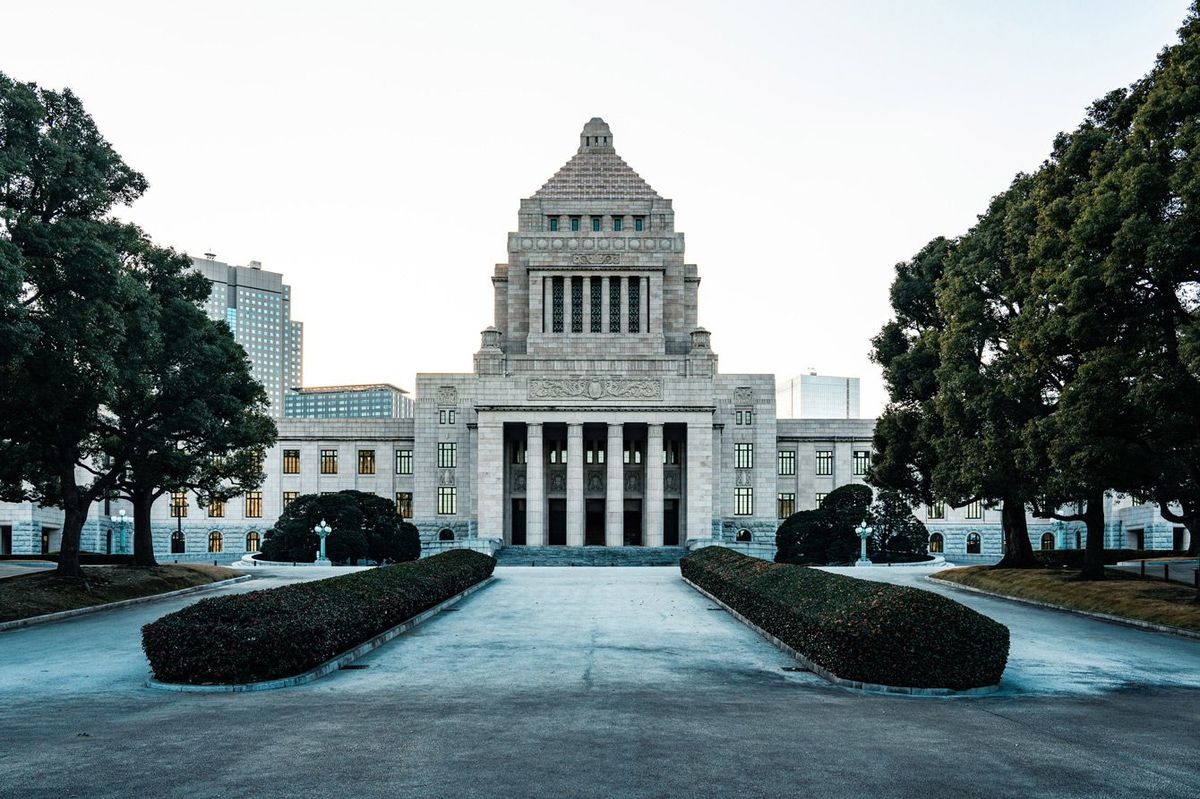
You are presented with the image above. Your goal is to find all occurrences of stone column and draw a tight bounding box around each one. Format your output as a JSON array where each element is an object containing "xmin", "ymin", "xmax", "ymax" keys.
[
  {"xmin": 476, "ymin": 419, "xmax": 505, "ymax": 541},
  {"xmin": 686, "ymin": 419, "xmax": 713, "ymax": 543},
  {"xmin": 525, "ymin": 422, "xmax": 545, "ymax": 546},
  {"xmin": 645, "ymin": 423, "xmax": 664, "ymax": 547},
  {"xmin": 566, "ymin": 423, "xmax": 584, "ymax": 546},
  {"xmin": 606, "ymin": 423, "xmax": 624, "ymax": 546}
]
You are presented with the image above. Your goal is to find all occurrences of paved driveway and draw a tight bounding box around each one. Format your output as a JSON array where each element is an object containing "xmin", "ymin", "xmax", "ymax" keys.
[{"xmin": 1, "ymin": 565, "xmax": 1198, "ymax": 798}]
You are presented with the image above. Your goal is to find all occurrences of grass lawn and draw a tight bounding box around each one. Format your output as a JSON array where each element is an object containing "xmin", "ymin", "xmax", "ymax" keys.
[
  {"xmin": 0, "ymin": 564, "xmax": 241, "ymax": 623},
  {"xmin": 932, "ymin": 567, "xmax": 1200, "ymax": 633}
]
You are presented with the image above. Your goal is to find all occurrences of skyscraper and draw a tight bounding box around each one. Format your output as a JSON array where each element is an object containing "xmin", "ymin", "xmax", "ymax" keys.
[{"xmin": 192, "ymin": 256, "xmax": 303, "ymax": 417}]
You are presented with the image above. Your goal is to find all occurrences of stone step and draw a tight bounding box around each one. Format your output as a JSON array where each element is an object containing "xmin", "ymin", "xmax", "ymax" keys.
[{"xmin": 494, "ymin": 545, "xmax": 687, "ymax": 567}]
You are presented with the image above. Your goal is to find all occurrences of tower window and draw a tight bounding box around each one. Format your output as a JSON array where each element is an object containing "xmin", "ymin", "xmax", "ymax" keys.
[
  {"xmin": 590, "ymin": 277, "xmax": 602, "ymax": 332},
  {"xmin": 609, "ymin": 277, "xmax": 621, "ymax": 333},
  {"xmin": 628, "ymin": 277, "xmax": 641, "ymax": 333},
  {"xmin": 548, "ymin": 216, "xmax": 559, "ymax": 232},
  {"xmin": 570, "ymin": 216, "xmax": 580, "ymax": 232},
  {"xmin": 634, "ymin": 216, "xmax": 645, "ymax": 231},
  {"xmin": 613, "ymin": 217, "xmax": 622, "ymax": 232},
  {"xmin": 552, "ymin": 276, "xmax": 565, "ymax": 333},
  {"xmin": 571, "ymin": 276, "xmax": 583, "ymax": 333},
  {"xmin": 591, "ymin": 216, "xmax": 601, "ymax": 232}
]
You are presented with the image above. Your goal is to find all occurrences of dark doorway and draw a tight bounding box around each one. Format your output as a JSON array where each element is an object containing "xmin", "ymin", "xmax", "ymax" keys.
[
  {"xmin": 1, "ymin": 525, "xmax": 11, "ymax": 556},
  {"xmin": 585, "ymin": 499, "xmax": 605, "ymax": 545},
  {"xmin": 663, "ymin": 500, "xmax": 679, "ymax": 545},
  {"xmin": 1174, "ymin": 527, "xmax": 1188, "ymax": 552},
  {"xmin": 40, "ymin": 527, "xmax": 49, "ymax": 554},
  {"xmin": 106, "ymin": 530, "xmax": 113, "ymax": 554},
  {"xmin": 171, "ymin": 530, "xmax": 186, "ymax": 554},
  {"xmin": 511, "ymin": 499, "xmax": 527, "ymax": 545},
  {"xmin": 623, "ymin": 500, "xmax": 642, "ymax": 546},
  {"xmin": 548, "ymin": 499, "xmax": 567, "ymax": 545}
]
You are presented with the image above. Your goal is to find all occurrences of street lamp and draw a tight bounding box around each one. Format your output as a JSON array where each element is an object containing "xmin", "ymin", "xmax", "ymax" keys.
[
  {"xmin": 110, "ymin": 508, "xmax": 131, "ymax": 555},
  {"xmin": 855, "ymin": 521, "xmax": 873, "ymax": 567},
  {"xmin": 313, "ymin": 519, "xmax": 332, "ymax": 566}
]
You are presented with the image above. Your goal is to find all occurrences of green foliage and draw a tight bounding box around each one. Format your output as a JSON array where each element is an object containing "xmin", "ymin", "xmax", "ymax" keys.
[
  {"xmin": 867, "ymin": 488, "xmax": 929, "ymax": 557},
  {"xmin": 682, "ymin": 547, "xmax": 1009, "ymax": 690},
  {"xmin": 143, "ymin": 550, "xmax": 494, "ymax": 685},
  {"xmin": 262, "ymin": 490, "xmax": 420, "ymax": 565},
  {"xmin": 775, "ymin": 484, "xmax": 872, "ymax": 565}
]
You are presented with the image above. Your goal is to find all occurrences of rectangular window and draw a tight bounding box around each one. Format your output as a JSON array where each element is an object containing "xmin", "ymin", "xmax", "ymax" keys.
[
  {"xmin": 927, "ymin": 502, "xmax": 946, "ymax": 520},
  {"xmin": 778, "ymin": 492, "xmax": 795, "ymax": 519},
  {"xmin": 548, "ymin": 216, "xmax": 559, "ymax": 231},
  {"xmin": 570, "ymin": 216, "xmax": 580, "ymax": 232},
  {"xmin": 396, "ymin": 492, "xmax": 413, "ymax": 519},
  {"xmin": 584, "ymin": 442, "xmax": 605, "ymax": 465},
  {"xmin": 571, "ymin": 276, "xmax": 583, "ymax": 333},
  {"xmin": 170, "ymin": 491, "xmax": 187, "ymax": 518},
  {"xmin": 283, "ymin": 449, "xmax": 300, "ymax": 474},
  {"xmin": 609, "ymin": 277, "xmax": 621, "ymax": 332},
  {"xmin": 853, "ymin": 450, "xmax": 870, "ymax": 476},
  {"xmin": 778, "ymin": 450, "xmax": 795, "ymax": 476},
  {"xmin": 245, "ymin": 491, "xmax": 263, "ymax": 518},
  {"xmin": 438, "ymin": 442, "xmax": 457, "ymax": 468},
  {"xmin": 208, "ymin": 499, "xmax": 225, "ymax": 518},
  {"xmin": 358, "ymin": 449, "xmax": 376, "ymax": 475},
  {"xmin": 590, "ymin": 277, "xmax": 602, "ymax": 332},
  {"xmin": 320, "ymin": 449, "xmax": 338, "ymax": 474},
  {"xmin": 591, "ymin": 216, "xmax": 601, "ymax": 232},
  {"xmin": 735, "ymin": 442, "xmax": 753, "ymax": 469},
  {"xmin": 623, "ymin": 441, "xmax": 643, "ymax": 465},
  {"xmin": 552, "ymin": 276, "xmax": 565, "ymax": 333},
  {"xmin": 734, "ymin": 487, "xmax": 753, "ymax": 516},
  {"xmin": 816, "ymin": 492, "xmax": 828, "ymax": 507},
  {"xmin": 396, "ymin": 449, "xmax": 413, "ymax": 474},
  {"xmin": 628, "ymin": 277, "xmax": 640, "ymax": 333},
  {"xmin": 511, "ymin": 443, "xmax": 526, "ymax": 464},
  {"xmin": 612, "ymin": 217, "xmax": 622, "ymax": 231},
  {"xmin": 965, "ymin": 500, "xmax": 982, "ymax": 520},
  {"xmin": 439, "ymin": 409, "xmax": 456, "ymax": 425},
  {"xmin": 437, "ymin": 486, "xmax": 457, "ymax": 515},
  {"xmin": 283, "ymin": 491, "xmax": 298, "ymax": 509},
  {"xmin": 663, "ymin": 440, "xmax": 680, "ymax": 465},
  {"xmin": 815, "ymin": 450, "xmax": 833, "ymax": 476},
  {"xmin": 634, "ymin": 216, "xmax": 644, "ymax": 232}
]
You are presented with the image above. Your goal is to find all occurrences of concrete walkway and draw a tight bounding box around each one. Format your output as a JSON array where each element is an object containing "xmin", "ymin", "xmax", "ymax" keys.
[{"xmin": 1, "ymin": 565, "xmax": 1198, "ymax": 798}]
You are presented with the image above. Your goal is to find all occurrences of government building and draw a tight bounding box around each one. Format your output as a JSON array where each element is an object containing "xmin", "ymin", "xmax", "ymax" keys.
[{"xmin": 0, "ymin": 119, "xmax": 1189, "ymax": 560}]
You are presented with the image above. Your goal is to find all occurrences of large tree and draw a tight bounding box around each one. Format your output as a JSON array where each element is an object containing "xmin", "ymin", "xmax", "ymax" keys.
[
  {"xmin": 105, "ymin": 242, "xmax": 276, "ymax": 567},
  {"xmin": 0, "ymin": 74, "xmax": 148, "ymax": 577}
]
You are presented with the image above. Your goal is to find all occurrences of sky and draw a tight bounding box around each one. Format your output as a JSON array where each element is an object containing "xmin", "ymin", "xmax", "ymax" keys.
[{"xmin": 2, "ymin": 0, "xmax": 1193, "ymax": 416}]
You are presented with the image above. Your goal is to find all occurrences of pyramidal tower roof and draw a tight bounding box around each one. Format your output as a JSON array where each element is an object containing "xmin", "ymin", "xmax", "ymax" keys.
[{"xmin": 532, "ymin": 118, "xmax": 662, "ymax": 201}]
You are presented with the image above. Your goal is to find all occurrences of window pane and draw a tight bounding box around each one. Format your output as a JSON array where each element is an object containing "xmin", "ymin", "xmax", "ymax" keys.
[
  {"xmin": 627, "ymin": 277, "xmax": 640, "ymax": 333},
  {"xmin": 571, "ymin": 276, "xmax": 583, "ymax": 333},
  {"xmin": 609, "ymin": 277, "xmax": 621, "ymax": 332},
  {"xmin": 552, "ymin": 277, "xmax": 564, "ymax": 333}
]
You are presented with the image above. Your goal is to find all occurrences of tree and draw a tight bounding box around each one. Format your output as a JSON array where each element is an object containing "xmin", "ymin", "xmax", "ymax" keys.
[
  {"xmin": 867, "ymin": 488, "xmax": 929, "ymax": 559},
  {"xmin": 262, "ymin": 491, "xmax": 420, "ymax": 564},
  {"xmin": 776, "ymin": 484, "xmax": 872, "ymax": 565},
  {"xmin": 0, "ymin": 74, "xmax": 149, "ymax": 577},
  {"xmin": 105, "ymin": 242, "xmax": 276, "ymax": 567}
]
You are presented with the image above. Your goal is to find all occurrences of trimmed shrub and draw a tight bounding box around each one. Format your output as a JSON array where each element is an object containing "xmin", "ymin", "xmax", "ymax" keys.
[
  {"xmin": 1034, "ymin": 548, "xmax": 1187, "ymax": 569},
  {"xmin": 143, "ymin": 550, "xmax": 494, "ymax": 685},
  {"xmin": 776, "ymin": 484, "xmax": 872, "ymax": 565},
  {"xmin": 261, "ymin": 490, "xmax": 420, "ymax": 565},
  {"xmin": 682, "ymin": 547, "xmax": 1008, "ymax": 690}
]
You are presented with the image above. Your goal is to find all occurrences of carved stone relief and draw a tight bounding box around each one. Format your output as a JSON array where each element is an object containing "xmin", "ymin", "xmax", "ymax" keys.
[
  {"xmin": 528, "ymin": 377, "xmax": 662, "ymax": 401},
  {"xmin": 437, "ymin": 386, "xmax": 458, "ymax": 405}
]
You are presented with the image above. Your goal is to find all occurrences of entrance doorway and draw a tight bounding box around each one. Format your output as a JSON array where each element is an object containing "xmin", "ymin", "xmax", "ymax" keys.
[
  {"xmin": 1126, "ymin": 528, "xmax": 1145, "ymax": 550},
  {"xmin": 1, "ymin": 525, "xmax": 11, "ymax": 556},
  {"xmin": 511, "ymin": 499, "xmax": 527, "ymax": 545},
  {"xmin": 585, "ymin": 499, "xmax": 605, "ymax": 545},
  {"xmin": 623, "ymin": 500, "xmax": 642, "ymax": 546},
  {"xmin": 663, "ymin": 500, "xmax": 679, "ymax": 545},
  {"xmin": 548, "ymin": 499, "xmax": 567, "ymax": 545},
  {"xmin": 40, "ymin": 527, "xmax": 50, "ymax": 555}
]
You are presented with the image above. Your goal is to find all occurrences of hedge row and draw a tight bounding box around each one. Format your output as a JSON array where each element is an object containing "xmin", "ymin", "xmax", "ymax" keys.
[
  {"xmin": 143, "ymin": 550, "xmax": 495, "ymax": 685},
  {"xmin": 1034, "ymin": 549, "xmax": 1188, "ymax": 569},
  {"xmin": 681, "ymin": 547, "xmax": 1009, "ymax": 690}
]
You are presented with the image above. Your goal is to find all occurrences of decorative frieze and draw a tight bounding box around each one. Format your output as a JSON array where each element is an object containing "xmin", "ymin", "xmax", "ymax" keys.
[
  {"xmin": 571, "ymin": 253, "xmax": 621, "ymax": 266},
  {"xmin": 528, "ymin": 377, "xmax": 663, "ymax": 401},
  {"xmin": 437, "ymin": 386, "xmax": 458, "ymax": 405}
]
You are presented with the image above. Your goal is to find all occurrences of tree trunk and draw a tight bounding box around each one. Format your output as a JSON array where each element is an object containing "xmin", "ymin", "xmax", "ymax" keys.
[
  {"xmin": 1077, "ymin": 491, "xmax": 1107, "ymax": 581},
  {"xmin": 56, "ymin": 483, "xmax": 86, "ymax": 579},
  {"xmin": 994, "ymin": 495, "xmax": 1038, "ymax": 568},
  {"xmin": 132, "ymin": 487, "xmax": 159, "ymax": 568}
]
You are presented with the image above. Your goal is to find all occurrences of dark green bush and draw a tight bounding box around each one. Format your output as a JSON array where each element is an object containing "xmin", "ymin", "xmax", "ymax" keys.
[
  {"xmin": 776, "ymin": 484, "xmax": 873, "ymax": 565},
  {"xmin": 261, "ymin": 490, "xmax": 420, "ymax": 565},
  {"xmin": 682, "ymin": 547, "xmax": 1008, "ymax": 690},
  {"xmin": 143, "ymin": 550, "xmax": 494, "ymax": 685},
  {"xmin": 1033, "ymin": 548, "xmax": 1187, "ymax": 569}
]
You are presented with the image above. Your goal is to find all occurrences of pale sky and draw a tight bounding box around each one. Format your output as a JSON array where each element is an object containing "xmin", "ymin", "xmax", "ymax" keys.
[{"xmin": 3, "ymin": 1, "xmax": 1191, "ymax": 415}]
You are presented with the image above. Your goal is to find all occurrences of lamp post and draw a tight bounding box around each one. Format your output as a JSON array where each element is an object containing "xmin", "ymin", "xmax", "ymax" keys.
[
  {"xmin": 314, "ymin": 519, "xmax": 332, "ymax": 566},
  {"xmin": 110, "ymin": 508, "xmax": 131, "ymax": 555},
  {"xmin": 855, "ymin": 521, "xmax": 873, "ymax": 567}
]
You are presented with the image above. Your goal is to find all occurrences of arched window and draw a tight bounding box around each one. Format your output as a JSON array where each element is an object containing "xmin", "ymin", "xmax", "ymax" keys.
[
  {"xmin": 928, "ymin": 532, "xmax": 944, "ymax": 554},
  {"xmin": 1040, "ymin": 532, "xmax": 1055, "ymax": 551},
  {"xmin": 966, "ymin": 532, "xmax": 982, "ymax": 554},
  {"xmin": 735, "ymin": 529, "xmax": 752, "ymax": 542},
  {"xmin": 438, "ymin": 528, "xmax": 455, "ymax": 542},
  {"xmin": 245, "ymin": 531, "xmax": 261, "ymax": 553},
  {"xmin": 208, "ymin": 531, "xmax": 224, "ymax": 553},
  {"xmin": 171, "ymin": 530, "xmax": 186, "ymax": 554}
]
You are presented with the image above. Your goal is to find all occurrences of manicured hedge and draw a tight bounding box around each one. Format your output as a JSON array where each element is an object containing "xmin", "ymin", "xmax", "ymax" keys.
[
  {"xmin": 143, "ymin": 550, "xmax": 495, "ymax": 685},
  {"xmin": 1034, "ymin": 549, "xmax": 1187, "ymax": 569},
  {"xmin": 681, "ymin": 547, "xmax": 1009, "ymax": 690}
]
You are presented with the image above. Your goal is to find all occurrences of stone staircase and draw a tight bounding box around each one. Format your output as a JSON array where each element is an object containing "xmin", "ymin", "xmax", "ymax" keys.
[{"xmin": 494, "ymin": 545, "xmax": 687, "ymax": 567}]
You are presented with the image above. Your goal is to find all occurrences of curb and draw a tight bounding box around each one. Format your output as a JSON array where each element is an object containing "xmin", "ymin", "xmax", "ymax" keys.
[
  {"xmin": 0, "ymin": 574, "xmax": 255, "ymax": 633},
  {"xmin": 146, "ymin": 576, "xmax": 496, "ymax": 693},
  {"xmin": 681, "ymin": 576, "xmax": 999, "ymax": 697},
  {"xmin": 926, "ymin": 575, "xmax": 1200, "ymax": 641}
]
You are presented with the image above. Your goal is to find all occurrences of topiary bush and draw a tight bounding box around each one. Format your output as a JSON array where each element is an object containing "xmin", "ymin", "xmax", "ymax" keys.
[
  {"xmin": 682, "ymin": 547, "xmax": 1008, "ymax": 690},
  {"xmin": 261, "ymin": 490, "xmax": 420, "ymax": 565},
  {"xmin": 143, "ymin": 550, "xmax": 494, "ymax": 685},
  {"xmin": 776, "ymin": 484, "xmax": 873, "ymax": 565}
]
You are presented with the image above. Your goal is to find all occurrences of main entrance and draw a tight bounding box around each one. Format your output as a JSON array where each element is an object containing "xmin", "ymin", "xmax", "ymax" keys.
[
  {"xmin": 585, "ymin": 499, "xmax": 605, "ymax": 545},
  {"xmin": 624, "ymin": 500, "xmax": 642, "ymax": 546}
]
